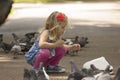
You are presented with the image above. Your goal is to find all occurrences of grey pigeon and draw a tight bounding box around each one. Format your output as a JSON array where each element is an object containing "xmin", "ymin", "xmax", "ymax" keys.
[
  {"xmin": 74, "ymin": 36, "xmax": 89, "ymax": 48},
  {"xmin": 67, "ymin": 60, "xmax": 87, "ymax": 80},
  {"xmin": 114, "ymin": 66, "xmax": 120, "ymax": 80},
  {"xmin": 37, "ymin": 62, "xmax": 49, "ymax": 80},
  {"xmin": 24, "ymin": 68, "xmax": 31, "ymax": 80}
]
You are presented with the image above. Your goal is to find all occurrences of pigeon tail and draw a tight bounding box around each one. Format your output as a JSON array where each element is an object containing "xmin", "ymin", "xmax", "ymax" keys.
[{"xmin": 38, "ymin": 62, "xmax": 50, "ymax": 80}]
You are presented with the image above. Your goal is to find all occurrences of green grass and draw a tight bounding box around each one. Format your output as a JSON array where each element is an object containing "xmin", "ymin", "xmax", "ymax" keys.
[
  {"xmin": 14, "ymin": 0, "xmax": 119, "ymax": 3},
  {"xmin": 15, "ymin": 0, "xmax": 44, "ymax": 3},
  {"xmin": 14, "ymin": 0, "xmax": 57, "ymax": 3},
  {"xmin": 8, "ymin": 8, "xmax": 14, "ymax": 18},
  {"xmin": 14, "ymin": 0, "xmax": 84, "ymax": 3}
]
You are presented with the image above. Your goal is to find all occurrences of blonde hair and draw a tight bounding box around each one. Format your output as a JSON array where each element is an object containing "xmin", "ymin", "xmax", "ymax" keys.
[{"xmin": 39, "ymin": 11, "xmax": 68, "ymax": 40}]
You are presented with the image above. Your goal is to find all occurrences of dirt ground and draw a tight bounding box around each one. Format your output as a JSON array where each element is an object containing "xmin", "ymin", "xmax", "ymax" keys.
[
  {"xmin": 0, "ymin": 24, "xmax": 120, "ymax": 80},
  {"xmin": 0, "ymin": 2, "xmax": 120, "ymax": 80}
]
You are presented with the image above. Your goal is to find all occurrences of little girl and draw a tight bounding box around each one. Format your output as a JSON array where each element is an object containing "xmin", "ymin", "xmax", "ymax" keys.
[{"xmin": 25, "ymin": 11, "xmax": 80, "ymax": 73}]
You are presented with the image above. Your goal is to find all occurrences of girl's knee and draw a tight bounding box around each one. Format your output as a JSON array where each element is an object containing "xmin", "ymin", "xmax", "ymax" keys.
[
  {"xmin": 55, "ymin": 46, "xmax": 67, "ymax": 55},
  {"xmin": 60, "ymin": 46, "xmax": 67, "ymax": 53},
  {"xmin": 38, "ymin": 49, "xmax": 50, "ymax": 58}
]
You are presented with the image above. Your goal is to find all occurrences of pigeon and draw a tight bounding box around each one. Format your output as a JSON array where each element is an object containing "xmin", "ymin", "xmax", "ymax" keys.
[
  {"xmin": 67, "ymin": 60, "xmax": 86, "ymax": 80},
  {"xmin": 37, "ymin": 62, "xmax": 50, "ymax": 80},
  {"xmin": 29, "ymin": 69, "xmax": 38, "ymax": 80},
  {"xmin": 68, "ymin": 61, "xmax": 112, "ymax": 80},
  {"xmin": 114, "ymin": 66, "xmax": 120, "ymax": 80},
  {"xmin": 74, "ymin": 36, "xmax": 89, "ymax": 48},
  {"xmin": 24, "ymin": 68, "xmax": 31, "ymax": 80}
]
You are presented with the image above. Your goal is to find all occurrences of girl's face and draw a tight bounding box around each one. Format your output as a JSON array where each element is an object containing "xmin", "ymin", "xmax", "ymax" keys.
[
  {"xmin": 57, "ymin": 25, "xmax": 66, "ymax": 37},
  {"xmin": 57, "ymin": 21, "xmax": 67, "ymax": 37}
]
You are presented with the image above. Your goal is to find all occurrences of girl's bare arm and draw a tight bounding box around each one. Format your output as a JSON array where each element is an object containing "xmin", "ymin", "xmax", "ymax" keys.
[{"xmin": 39, "ymin": 30, "xmax": 64, "ymax": 48}]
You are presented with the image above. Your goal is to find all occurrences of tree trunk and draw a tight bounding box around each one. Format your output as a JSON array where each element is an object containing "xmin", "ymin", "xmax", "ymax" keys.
[{"xmin": 0, "ymin": 0, "xmax": 13, "ymax": 26}]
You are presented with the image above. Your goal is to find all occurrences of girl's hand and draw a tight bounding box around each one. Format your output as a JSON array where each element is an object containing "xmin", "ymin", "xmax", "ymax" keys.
[{"xmin": 71, "ymin": 44, "xmax": 80, "ymax": 50}]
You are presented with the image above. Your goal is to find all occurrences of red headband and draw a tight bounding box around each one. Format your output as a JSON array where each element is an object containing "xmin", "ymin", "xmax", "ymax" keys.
[{"xmin": 56, "ymin": 13, "xmax": 65, "ymax": 21}]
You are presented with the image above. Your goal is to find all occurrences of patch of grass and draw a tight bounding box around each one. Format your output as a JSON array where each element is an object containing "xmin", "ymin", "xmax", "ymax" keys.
[
  {"xmin": 14, "ymin": 0, "xmax": 119, "ymax": 3},
  {"xmin": 8, "ymin": 8, "xmax": 14, "ymax": 18},
  {"xmin": 14, "ymin": 0, "xmax": 46, "ymax": 3},
  {"xmin": 14, "ymin": 0, "xmax": 86, "ymax": 3}
]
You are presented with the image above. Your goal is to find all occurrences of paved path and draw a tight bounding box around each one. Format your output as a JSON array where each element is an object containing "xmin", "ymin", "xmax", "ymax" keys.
[
  {"xmin": 0, "ymin": 1, "xmax": 120, "ymax": 35},
  {"xmin": 0, "ymin": 2, "xmax": 120, "ymax": 80}
]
